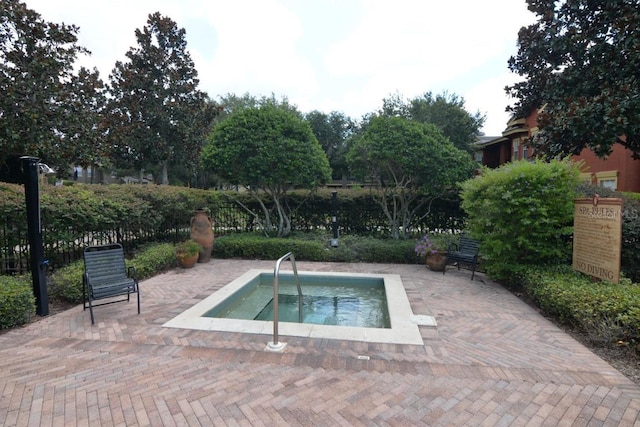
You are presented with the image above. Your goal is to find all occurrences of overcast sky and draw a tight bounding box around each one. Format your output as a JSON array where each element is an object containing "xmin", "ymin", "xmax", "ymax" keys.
[{"xmin": 24, "ymin": 0, "xmax": 536, "ymax": 136}]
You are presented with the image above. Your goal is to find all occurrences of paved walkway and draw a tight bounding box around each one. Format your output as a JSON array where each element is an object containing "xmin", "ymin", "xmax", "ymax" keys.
[{"xmin": 2, "ymin": 260, "xmax": 640, "ymax": 426}]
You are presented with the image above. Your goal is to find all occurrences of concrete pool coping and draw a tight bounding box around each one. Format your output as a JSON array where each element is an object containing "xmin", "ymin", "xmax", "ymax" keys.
[{"xmin": 163, "ymin": 269, "xmax": 428, "ymax": 345}]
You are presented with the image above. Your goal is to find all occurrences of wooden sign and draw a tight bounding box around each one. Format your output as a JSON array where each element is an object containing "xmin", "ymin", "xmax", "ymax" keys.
[{"xmin": 572, "ymin": 196, "xmax": 623, "ymax": 283}]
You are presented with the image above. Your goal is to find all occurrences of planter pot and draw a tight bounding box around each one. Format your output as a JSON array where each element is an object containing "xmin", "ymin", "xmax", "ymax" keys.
[
  {"xmin": 190, "ymin": 209, "xmax": 214, "ymax": 263},
  {"xmin": 425, "ymin": 251, "xmax": 447, "ymax": 272},
  {"xmin": 177, "ymin": 253, "xmax": 199, "ymax": 268}
]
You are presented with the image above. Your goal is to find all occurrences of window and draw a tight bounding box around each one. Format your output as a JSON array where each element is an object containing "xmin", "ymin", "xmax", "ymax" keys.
[
  {"xmin": 600, "ymin": 179, "xmax": 616, "ymax": 190},
  {"xmin": 579, "ymin": 173, "xmax": 594, "ymax": 184},
  {"xmin": 595, "ymin": 171, "xmax": 618, "ymax": 190},
  {"xmin": 512, "ymin": 140, "xmax": 520, "ymax": 160}
]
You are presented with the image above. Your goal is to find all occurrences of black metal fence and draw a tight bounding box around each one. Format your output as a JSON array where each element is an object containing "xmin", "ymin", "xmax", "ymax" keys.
[
  {"xmin": 1, "ymin": 201, "xmax": 251, "ymax": 275},
  {"xmin": 1, "ymin": 197, "xmax": 464, "ymax": 275}
]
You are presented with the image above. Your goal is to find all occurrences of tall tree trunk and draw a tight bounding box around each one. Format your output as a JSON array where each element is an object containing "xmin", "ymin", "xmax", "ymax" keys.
[{"xmin": 161, "ymin": 161, "xmax": 169, "ymax": 185}]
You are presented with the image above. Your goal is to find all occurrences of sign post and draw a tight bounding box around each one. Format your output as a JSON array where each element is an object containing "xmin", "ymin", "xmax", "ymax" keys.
[{"xmin": 572, "ymin": 196, "xmax": 623, "ymax": 283}]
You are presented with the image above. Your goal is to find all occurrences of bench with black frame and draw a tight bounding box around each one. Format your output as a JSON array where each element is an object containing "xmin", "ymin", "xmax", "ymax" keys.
[
  {"xmin": 444, "ymin": 235, "xmax": 480, "ymax": 280},
  {"xmin": 83, "ymin": 243, "xmax": 140, "ymax": 325}
]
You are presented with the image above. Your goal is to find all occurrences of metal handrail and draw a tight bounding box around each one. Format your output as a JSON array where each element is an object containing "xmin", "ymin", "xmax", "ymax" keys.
[{"xmin": 270, "ymin": 252, "xmax": 302, "ymax": 349}]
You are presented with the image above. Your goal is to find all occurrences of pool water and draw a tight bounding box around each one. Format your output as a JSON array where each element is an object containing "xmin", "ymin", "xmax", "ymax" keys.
[
  {"xmin": 163, "ymin": 269, "xmax": 425, "ymax": 345},
  {"xmin": 202, "ymin": 273, "xmax": 391, "ymax": 328}
]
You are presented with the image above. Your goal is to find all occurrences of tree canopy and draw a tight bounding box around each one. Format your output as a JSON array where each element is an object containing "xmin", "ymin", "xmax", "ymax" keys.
[
  {"xmin": 215, "ymin": 93, "xmax": 300, "ymax": 123},
  {"xmin": 304, "ymin": 110, "xmax": 355, "ymax": 181},
  {"xmin": 202, "ymin": 104, "xmax": 331, "ymax": 237},
  {"xmin": 378, "ymin": 91, "xmax": 486, "ymax": 153},
  {"xmin": 347, "ymin": 115, "xmax": 476, "ymax": 239},
  {"xmin": 0, "ymin": 0, "xmax": 95, "ymax": 172},
  {"xmin": 106, "ymin": 12, "xmax": 216, "ymax": 184},
  {"xmin": 507, "ymin": 0, "xmax": 640, "ymax": 158}
]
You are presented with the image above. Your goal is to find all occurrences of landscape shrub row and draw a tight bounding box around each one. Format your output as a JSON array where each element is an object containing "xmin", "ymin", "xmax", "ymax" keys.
[
  {"xmin": 0, "ymin": 275, "xmax": 35, "ymax": 329},
  {"xmin": 213, "ymin": 232, "xmax": 425, "ymax": 264},
  {"xmin": 518, "ymin": 264, "xmax": 640, "ymax": 345}
]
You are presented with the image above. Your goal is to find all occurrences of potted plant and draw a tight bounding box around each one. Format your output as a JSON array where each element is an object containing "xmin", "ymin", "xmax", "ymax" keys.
[
  {"xmin": 176, "ymin": 240, "xmax": 201, "ymax": 268},
  {"xmin": 414, "ymin": 234, "xmax": 447, "ymax": 271}
]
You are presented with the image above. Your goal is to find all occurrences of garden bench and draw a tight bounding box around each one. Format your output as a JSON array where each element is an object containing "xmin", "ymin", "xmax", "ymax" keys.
[
  {"xmin": 445, "ymin": 235, "xmax": 480, "ymax": 280},
  {"xmin": 83, "ymin": 243, "xmax": 140, "ymax": 325}
]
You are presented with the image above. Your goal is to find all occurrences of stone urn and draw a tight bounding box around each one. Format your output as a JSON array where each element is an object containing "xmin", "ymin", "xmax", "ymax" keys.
[
  {"xmin": 190, "ymin": 209, "xmax": 214, "ymax": 263},
  {"xmin": 425, "ymin": 251, "xmax": 447, "ymax": 272}
]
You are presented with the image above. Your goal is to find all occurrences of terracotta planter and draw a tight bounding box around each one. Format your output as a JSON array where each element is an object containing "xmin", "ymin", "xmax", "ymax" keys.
[
  {"xmin": 190, "ymin": 209, "xmax": 214, "ymax": 263},
  {"xmin": 177, "ymin": 253, "xmax": 199, "ymax": 268},
  {"xmin": 425, "ymin": 251, "xmax": 447, "ymax": 271}
]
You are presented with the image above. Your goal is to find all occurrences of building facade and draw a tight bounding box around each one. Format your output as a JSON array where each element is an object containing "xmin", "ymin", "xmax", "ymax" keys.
[{"xmin": 477, "ymin": 109, "xmax": 640, "ymax": 193}]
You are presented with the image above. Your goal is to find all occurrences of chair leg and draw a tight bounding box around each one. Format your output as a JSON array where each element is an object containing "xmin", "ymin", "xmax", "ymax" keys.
[
  {"xmin": 83, "ymin": 280, "xmax": 87, "ymax": 311},
  {"xmin": 89, "ymin": 299, "xmax": 95, "ymax": 325},
  {"xmin": 137, "ymin": 289, "xmax": 141, "ymax": 315}
]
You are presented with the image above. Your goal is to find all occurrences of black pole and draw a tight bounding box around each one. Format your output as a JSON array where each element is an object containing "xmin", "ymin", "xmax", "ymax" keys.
[
  {"xmin": 331, "ymin": 191, "xmax": 339, "ymax": 247},
  {"xmin": 21, "ymin": 156, "xmax": 49, "ymax": 316}
]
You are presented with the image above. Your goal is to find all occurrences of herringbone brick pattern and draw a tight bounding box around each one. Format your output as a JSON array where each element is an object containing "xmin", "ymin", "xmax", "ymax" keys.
[{"xmin": 1, "ymin": 260, "xmax": 639, "ymax": 426}]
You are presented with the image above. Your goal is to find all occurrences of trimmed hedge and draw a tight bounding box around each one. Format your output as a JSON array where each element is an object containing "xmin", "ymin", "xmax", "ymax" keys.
[
  {"xmin": 48, "ymin": 262, "xmax": 85, "ymax": 303},
  {"xmin": 127, "ymin": 243, "xmax": 177, "ymax": 279},
  {"xmin": 519, "ymin": 265, "xmax": 640, "ymax": 345},
  {"xmin": 460, "ymin": 159, "xmax": 580, "ymax": 281},
  {"xmin": 213, "ymin": 233, "xmax": 425, "ymax": 264},
  {"xmin": 0, "ymin": 275, "xmax": 35, "ymax": 329}
]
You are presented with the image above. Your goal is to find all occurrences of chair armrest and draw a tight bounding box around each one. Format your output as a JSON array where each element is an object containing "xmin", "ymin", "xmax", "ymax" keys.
[{"xmin": 128, "ymin": 266, "xmax": 138, "ymax": 280}]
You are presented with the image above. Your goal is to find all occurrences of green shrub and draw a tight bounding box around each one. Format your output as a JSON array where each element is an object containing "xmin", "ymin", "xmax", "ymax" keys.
[
  {"xmin": 337, "ymin": 236, "xmax": 415, "ymax": 263},
  {"xmin": 214, "ymin": 233, "xmax": 419, "ymax": 264},
  {"xmin": 0, "ymin": 275, "xmax": 35, "ymax": 329},
  {"xmin": 49, "ymin": 261, "xmax": 85, "ymax": 303},
  {"xmin": 519, "ymin": 265, "xmax": 640, "ymax": 345},
  {"xmin": 460, "ymin": 159, "xmax": 580, "ymax": 281},
  {"xmin": 213, "ymin": 233, "xmax": 328, "ymax": 261},
  {"xmin": 128, "ymin": 243, "xmax": 177, "ymax": 279}
]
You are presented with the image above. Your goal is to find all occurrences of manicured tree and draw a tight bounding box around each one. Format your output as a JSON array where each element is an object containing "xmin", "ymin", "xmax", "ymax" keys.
[
  {"xmin": 202, "ymin": 104, "xmax": 331, "ymax": 237},
  {"xmin": 460, "ymin": 159, "xmax": 581, "ymax": 281},
  {"xmin": 347, "ymin": 115, "xmax": 476, "ymax": 239},
  {"xmin": 507, "ymin": 0, "xmax": 640, "ymax": 158}
]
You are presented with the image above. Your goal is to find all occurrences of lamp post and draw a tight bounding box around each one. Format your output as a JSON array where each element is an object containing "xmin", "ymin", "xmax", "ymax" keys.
[
  {"xmin": 21, "ymin": 156, "xmax": 49, "ymax": 316},
  {"xmin": 330, "ymin": 191, "xmax": 339, "ymax": 247}
]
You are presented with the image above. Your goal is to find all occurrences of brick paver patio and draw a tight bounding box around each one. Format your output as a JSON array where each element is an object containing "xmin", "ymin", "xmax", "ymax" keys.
[{"xmin": 2, "ymin": 259, "xmax": 640, "ymax": 426}]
